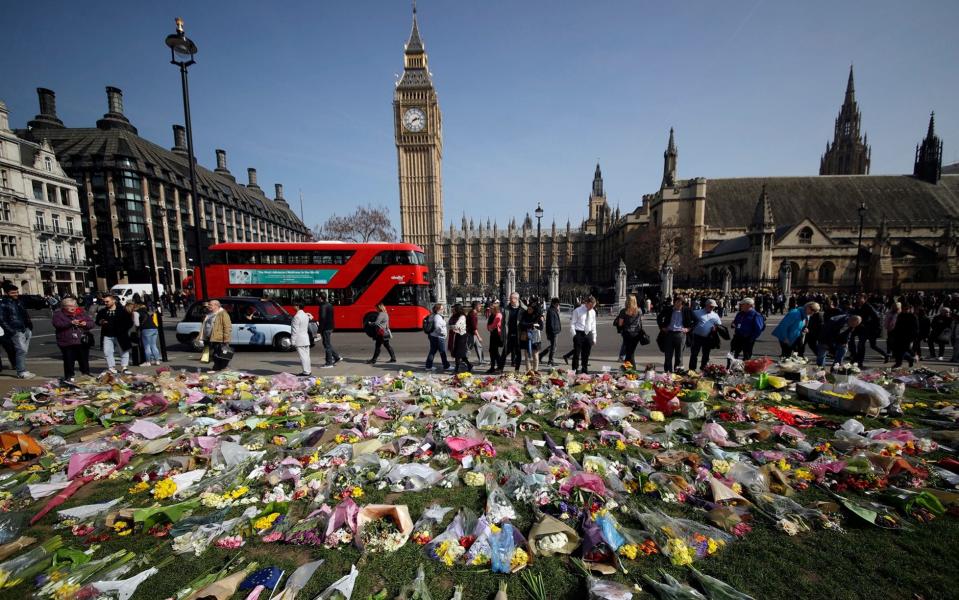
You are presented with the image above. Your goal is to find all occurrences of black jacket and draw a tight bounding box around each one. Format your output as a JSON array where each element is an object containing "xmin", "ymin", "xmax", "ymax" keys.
[
  {"xmin": 95, "ymin": 306, "xmax": 133, "ymax": 349},
  {"xmin": 819, "ymin": 314, "xmax": 856, "ymax": 347},
  {"xmin": 545, "ymin": 306, "xmax": 561, "ymax": 337},
  {"xmin": 853, "ymin": 302, "xmax": 882, "ymax": 337},
  {"xmin": 318, "ymin": 301, "xmax": 335, "ymax": 331},
  {"xmin": 656, "ymin": 306, "xmax": 696, "ymax": 331}
]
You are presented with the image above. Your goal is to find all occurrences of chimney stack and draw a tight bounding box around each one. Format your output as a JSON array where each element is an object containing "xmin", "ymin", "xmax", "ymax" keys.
[
  {"xmin": 0, "ymin": 102, "xmax": 8, "ymax": 132},
  {"xmin": 27, "ymin": 88, "xmax": 64, "ymax": 129},
  {"xmin": 215, "ymin": 149, "xmax": 227, "ymax": 170},
  {"xmin": 247, "ymin": 168, "xmax": 260, "ymax": 190},
  {"xmin": 274, "ymin": 183, "xmax": 288, "ymax": 204},
  {"xmin": 106, "ymin": 87, "xmax": 124, "ymax": 115},
  {"xmin": 171, "ymin": 125, "xmax": 188, "ymax": 156},
  {"xmin": 96, "ymin": 86, "xmax": 137, "ymax": 133}
]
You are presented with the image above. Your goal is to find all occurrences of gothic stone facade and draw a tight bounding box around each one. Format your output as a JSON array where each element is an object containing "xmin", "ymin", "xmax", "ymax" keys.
[{"xmin": 395, "ymin": 18, "xmax": 956, "ymax": 294}]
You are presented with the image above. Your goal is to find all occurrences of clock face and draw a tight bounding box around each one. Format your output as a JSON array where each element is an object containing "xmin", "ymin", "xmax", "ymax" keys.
[{"xmin": 402, "ymin": 108, "xmax": 426, "ymax": 132}]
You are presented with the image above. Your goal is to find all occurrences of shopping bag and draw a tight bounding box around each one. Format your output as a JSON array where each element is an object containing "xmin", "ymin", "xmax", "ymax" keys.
[{"xmin": 200, "ymin": 345, "xmax": 211, "ymax": 364}]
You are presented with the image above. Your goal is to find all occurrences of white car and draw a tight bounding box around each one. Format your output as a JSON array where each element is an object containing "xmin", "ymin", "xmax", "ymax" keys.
[{"xmin": 175, "ymin": 297, "xmax": 294, "ymax": 351}]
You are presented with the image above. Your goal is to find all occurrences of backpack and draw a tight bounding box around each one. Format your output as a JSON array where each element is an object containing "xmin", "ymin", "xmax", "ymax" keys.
[{"xmin": 422, "ymin": 314, "xmax": 436, "ymax": 335}]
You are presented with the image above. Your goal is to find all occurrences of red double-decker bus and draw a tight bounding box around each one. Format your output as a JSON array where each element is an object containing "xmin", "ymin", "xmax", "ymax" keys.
[{"xmin": 200, "ymin": 242, "xmax": 432, "ymax": 330}]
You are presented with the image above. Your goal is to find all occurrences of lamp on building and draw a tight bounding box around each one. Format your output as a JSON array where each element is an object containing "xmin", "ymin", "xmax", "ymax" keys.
[
  {"xmin": 165, "ymin": 17, "xmax": 208, "ymax": 300},
  {"xmin": 854, "ymin": 201, "xmax": 867, "ymax": 295},
  {"xmin": 535, "ymin": 202, "xmax": 544, "ymax": 297}
]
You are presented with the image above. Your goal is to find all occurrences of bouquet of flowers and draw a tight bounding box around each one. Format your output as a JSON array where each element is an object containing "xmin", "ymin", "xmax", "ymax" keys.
[
  {"xmin": 285, "ymin": 506, "xmax": 332, "ymax": 546},
  {"xmin": 636, "ymin": 510, "xmax": 732, "ymax": 565},
  {"xmin": 702, "ymin": 364, "xmax": 729, "ymax": 380},
  {"xmin": 426, "ymin": 509, "xmax": 478, "ymax": 567},
  {"xmin": 489, "ymin": 522, "xmax": 532, "ymax": 573},
  {"xmin": 410, "ymin": 503, "xmax": 453, "ymax": 546},
  {"xmin": 744, "ymin": 357, "xmax": 775, "ymax": 374},
  {"xmin": 356, "ymin": 505, "xmax": 413, "ymax": 553},
  {"xmin": 324, "ymin": 497, "xmax": 358, "ymax": 549},
  {"xmin": 528, "ymin": 513, "xmax": 580, "ymax": 556},
  {"xmin": 485, "ymin": 482, "xmax": 518, "ymax": 524}
]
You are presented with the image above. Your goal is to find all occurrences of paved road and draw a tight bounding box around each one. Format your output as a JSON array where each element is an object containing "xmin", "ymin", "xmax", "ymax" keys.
[{"xmin": 3, "ymin": 308, "xmax": 947, "ymax": 396}]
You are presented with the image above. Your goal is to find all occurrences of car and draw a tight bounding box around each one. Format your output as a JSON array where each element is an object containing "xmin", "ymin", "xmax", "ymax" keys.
[{"xmin": 175, "ymin": 297, "xmax": 294, "ymax": 351}]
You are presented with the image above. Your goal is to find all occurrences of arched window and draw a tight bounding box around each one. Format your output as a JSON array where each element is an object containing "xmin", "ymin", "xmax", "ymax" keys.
[
  {"xmin": 818, "ymin": 261, "xmax": 835, "ymax": 284},
  {"xmin": 798, "ymin": 227, "xmax": 813, "ymax": 245}
]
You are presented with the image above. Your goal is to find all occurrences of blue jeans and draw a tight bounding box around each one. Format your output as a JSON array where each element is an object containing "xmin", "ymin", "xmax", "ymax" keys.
[
  {"xmin": 5, "ymin": 330, "xmax": 31, "ymax": 374},
  {"xmin": 426, "ymin": 335, "xmax": 449, "ymax": 369},
  {"xmin": 141, "ymin": 329, "xmax": 160, "ymax": 362},
  {"xmin": 102, "ymin": 336, "xmax": 130, "ymax": 370},
  {"xmin": 816, "ymin": 342, "xmax": 847, "ymax": 367}
]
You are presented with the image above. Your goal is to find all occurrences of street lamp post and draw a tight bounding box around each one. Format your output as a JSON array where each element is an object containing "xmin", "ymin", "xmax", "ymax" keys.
[
  {"xmin": 165, "ymin": 18, "xmax": 208, "ymax": 300},
  {"xmin": 854, "ymin": 201, "xmax": 867, "ymax": 296},
  {"xmin": 535, "ymin": 202, "xmax": 544, "ymax": 298}
]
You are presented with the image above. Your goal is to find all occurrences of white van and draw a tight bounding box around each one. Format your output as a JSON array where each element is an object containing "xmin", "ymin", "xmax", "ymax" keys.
[{"xmin": 110, "ymin": 284, "xmax": 164, "ymax": 306}]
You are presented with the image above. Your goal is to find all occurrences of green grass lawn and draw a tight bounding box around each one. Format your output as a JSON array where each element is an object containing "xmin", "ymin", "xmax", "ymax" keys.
[{"xmin": 2, "ymin": 378, "xmax": 957, "ymax": 600}]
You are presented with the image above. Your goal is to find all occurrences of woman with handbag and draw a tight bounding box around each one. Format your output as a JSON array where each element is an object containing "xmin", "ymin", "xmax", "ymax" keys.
[
  {"xmin": 449, "ymin": 303, "xmax": 473, "ymax": 373},
  {"xmin": 520, "ymin": 299, "xmax": 545, "ymax": 373},
  {"xmin": 616, "ymin": 294, "xmax": 647, "ymax": 366},
  {"xmin": 52, "ymin": 297, "xmax": 94, "ymax": 382},
  {"xmin": 198, "ymin": 300, "xmax": 233, "ymax": 373},
  {"xmin": 367, "ymin": 303, "xmax": 397, "ymax": 364}
]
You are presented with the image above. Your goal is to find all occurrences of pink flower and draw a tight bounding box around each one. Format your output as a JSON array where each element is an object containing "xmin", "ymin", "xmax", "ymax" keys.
[
  {"xmin": 214, "ymin": 535, "xmax": 245, "ymax": 549},
  {"xmin": 261, "ymin": 531, "xmax": 283, "ymax": 543}
]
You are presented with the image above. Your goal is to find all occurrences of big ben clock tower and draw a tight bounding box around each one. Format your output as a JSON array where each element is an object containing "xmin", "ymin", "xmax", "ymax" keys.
[{"xmin": 395, "ymin": 7, "xmax": 443, "ymax": 266}]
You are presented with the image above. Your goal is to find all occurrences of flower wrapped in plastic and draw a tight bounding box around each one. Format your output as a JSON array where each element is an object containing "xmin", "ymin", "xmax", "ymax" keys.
[
  {"xmin": 489, "ymin": 522, "xmax": 532, "ymax": 573},
  {"xmin": 324, "ymin": 497, "xmax": 359, "ymax": 548},
  {"xmin": 635, "ymin": 510, "xmax": 732, "ymax": 563},
  {"xmin": 426, "ymin": 508, "xmax": 478, "ymax": 566},
  {"xmin": 285, "ymin": 505, "xmax": 332, "ymax": 546},
  {"xmin": 0, "ymin": 535, "xmax": 62, "ymax": 588},
  {"xmin": 485, "ymin": 481, "xmax": 518, "ymax": 524},
  {"xmin": 410, "ymin": 502, "xmax": 453, "ymax": 546}
]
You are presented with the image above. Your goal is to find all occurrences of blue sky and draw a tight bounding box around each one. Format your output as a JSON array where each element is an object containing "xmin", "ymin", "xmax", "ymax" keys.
[{"xmin": 3, "ymin": 1, "xmax": 957, "ymax": 230}]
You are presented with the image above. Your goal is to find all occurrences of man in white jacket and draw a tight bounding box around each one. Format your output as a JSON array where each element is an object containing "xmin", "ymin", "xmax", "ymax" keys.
[
  {"xmin": 290, "ymin": 302, "xmax": 312, "ymax": 376},
  {"xmin": 569, "ymin": 295, "xmax": 597, "ymax": 374}
]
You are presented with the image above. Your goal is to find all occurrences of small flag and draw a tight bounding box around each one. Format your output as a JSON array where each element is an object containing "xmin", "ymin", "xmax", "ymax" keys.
[{"xmin": 239, "ymin": 566, "xmax": 283, "ymax": 591}]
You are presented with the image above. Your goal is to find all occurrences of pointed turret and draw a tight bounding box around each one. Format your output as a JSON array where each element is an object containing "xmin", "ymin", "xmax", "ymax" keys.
[
  {"xmin": 592, "ymin": 163, "xmax": 604, "ymax": 197},
  {"xmin": 398, "ymin": 3, "xmax": 432, "ymax": 88},
  {"xmin": 845, "ymin": 64, "xmax": 855, "ymax": 103},
  {"xmin": 820, "ymin": 65, "xmax": 870, "ymax": 175},
  {"xmin": 663, "ymin": 128, "xmax": 678, "ymax": 186},
  {"xmin": 405, "ymin": 4, "xmax": 425, "ymax": 54},
  {"xmin": 914, "ymin": 111, "xmax": 943, "ymax": 184},
  {"xmin": 750, "ymin": 184, "xmax": 775, "ymax": 232}
]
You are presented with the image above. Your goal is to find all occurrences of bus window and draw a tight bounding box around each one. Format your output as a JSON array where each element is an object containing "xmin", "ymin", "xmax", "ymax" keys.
[{"xmin": 382, "ymin": 285, "xmax": 416, "ymax": 306}]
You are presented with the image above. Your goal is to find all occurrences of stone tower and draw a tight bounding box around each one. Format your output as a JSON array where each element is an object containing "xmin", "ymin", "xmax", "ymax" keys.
[
  {"xmin": 820, "ymin": 65, "xmax": 871, "ymax": 175},
  {"xmin": 662, "ymin": 127, "xmax": 677, "ymax": 187},
  {"xmin": 914, "ymin": 112, "xmax": 943, "ymax": 184},
  {"xmin": 584, "ymin": 163, "xmax": 610, "ymax": 235},
  {"xmin": 395, "ymin": 6, "xmax": 444, "ymax": 265},
  {"xmin": 747, "ymin": 183, "xmax": 776, "ymax": 281}
]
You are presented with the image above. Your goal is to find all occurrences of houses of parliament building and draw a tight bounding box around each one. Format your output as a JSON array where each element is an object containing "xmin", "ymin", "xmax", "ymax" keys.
[{"xmin": 394, "ymin": 12, "xmax": 959, "ymax": 295}]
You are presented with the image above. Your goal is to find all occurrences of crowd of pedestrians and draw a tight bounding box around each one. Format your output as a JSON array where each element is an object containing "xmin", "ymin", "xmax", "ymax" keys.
[{"xmin": 3, "ymin": 278, "xmax": 959, "ymax": 384}]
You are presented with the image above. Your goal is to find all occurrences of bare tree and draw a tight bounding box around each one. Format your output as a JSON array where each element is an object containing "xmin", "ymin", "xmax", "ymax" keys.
[
  {"xmin": 626, "ymin": 219, "xmax": 699, "ymax": 280},
  {"xmin": 313, "ymin": 204, "xmax": 397, "ymax": 242}
]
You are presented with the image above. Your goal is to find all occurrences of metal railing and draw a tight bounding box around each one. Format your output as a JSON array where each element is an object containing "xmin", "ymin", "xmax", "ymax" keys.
[{"xmin": 33, "ymin": 223, "xmax": 83, "ymax": 238}]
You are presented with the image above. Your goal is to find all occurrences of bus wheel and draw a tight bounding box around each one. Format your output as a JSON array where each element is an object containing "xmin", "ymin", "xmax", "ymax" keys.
[{"xmin": 273, "ymin": 333, "xmax": 293, "ymax": 352}]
